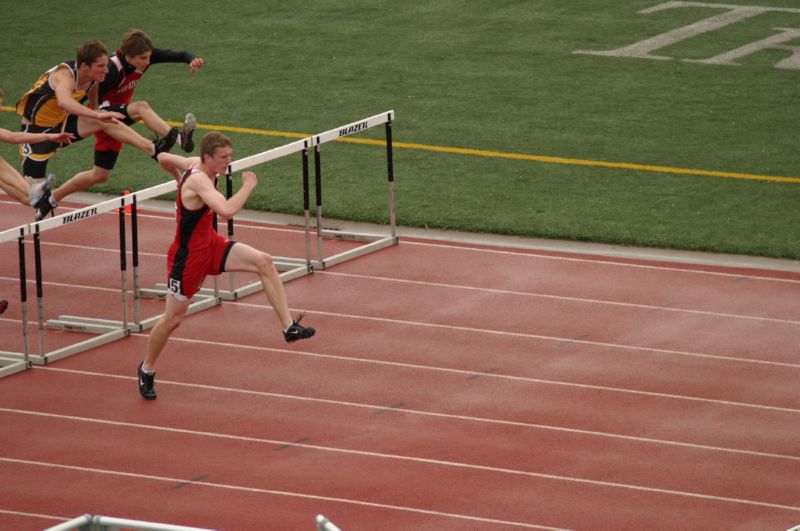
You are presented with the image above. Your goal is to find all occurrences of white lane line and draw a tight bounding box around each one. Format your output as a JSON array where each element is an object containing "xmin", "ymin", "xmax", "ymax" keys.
[
  {"xmin": 2, "ymin": 415, "xmax": 798, "ymax": 514},
  {"xmin": 319, "ymin": 270, "xmax": 800, "ymax": 326},
  {"xmin": 0, "ymin": 456, "xmax": 567, "ymax": 530},
  {"xmin": 36, "ymin": 368, "xmax": 800, "ymax": 462},
  {"xmin": 401, "ymin": 240, "xmax": 800, "ymax": 283},
  {"xmin": 0, "ymin": 508, "xmax": 65, "ymax": 523},
  {"xmin": 280, "ymin": 305, "xmax": 800, "ymax": 370}
]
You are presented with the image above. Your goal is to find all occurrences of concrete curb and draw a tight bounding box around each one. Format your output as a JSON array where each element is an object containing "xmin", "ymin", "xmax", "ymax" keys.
[{"xmin": 67, "ymin": 191, "xmax": 800, "ymax": 274}]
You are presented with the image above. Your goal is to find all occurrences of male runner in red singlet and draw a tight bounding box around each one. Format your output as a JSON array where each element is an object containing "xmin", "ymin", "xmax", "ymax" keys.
[
  {"xmin": 54, "ymin": 29, "xmax": 202, "ymax": 213},
  {"xmin": 138, "ymin": 132, "xmax": 315, "ymax": 399}
]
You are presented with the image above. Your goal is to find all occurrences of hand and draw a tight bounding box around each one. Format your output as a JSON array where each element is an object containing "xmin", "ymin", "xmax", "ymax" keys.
[
  {"xmin": 97, "ymin": 110, "xmax": 125, "ymax": 125},
  {"xmin": 189, "ymin": 57, "xmax": 204, "ymax": 74},
  {"xmin": 51, "ymin": 132, "xmax": 75, "ymax": 145},
  {"xmin": 241, "ymin": 171, "xmax": 257, "ymax": 188}
]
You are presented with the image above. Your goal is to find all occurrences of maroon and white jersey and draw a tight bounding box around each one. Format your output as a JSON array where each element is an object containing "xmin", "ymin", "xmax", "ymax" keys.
[
  {"xmin": 99, "ymin": 48, "xmax": 196, "ymax": 105},
  {"xmin": 102, "ymin": 52, "xmax": 143, "ymax": 105}
]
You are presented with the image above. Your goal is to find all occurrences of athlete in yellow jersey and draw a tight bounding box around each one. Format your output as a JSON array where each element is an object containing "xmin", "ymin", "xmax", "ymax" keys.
[
  {"xmin": 16, "ymin": 40, "xmax": 178, "ymax": 219},
  {"xmin": 0, "ymin": 89, "xmax": 74, "ymax": 207}
]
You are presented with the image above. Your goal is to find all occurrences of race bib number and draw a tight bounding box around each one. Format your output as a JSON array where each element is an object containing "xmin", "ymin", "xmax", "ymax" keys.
[{"xmin": 167, "ymin": 277, "xmax": 182, "ymax": 295}]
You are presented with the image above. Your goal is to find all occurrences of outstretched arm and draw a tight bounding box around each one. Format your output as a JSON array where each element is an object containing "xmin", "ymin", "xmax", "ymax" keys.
[
  {"xmin": 156, "ymin": 152, "xmax": 201, "ymax": 181},
  {"xmin": 51, "ymin": 67, "xmax": 124, "ymax": 123},
  {"xmin": 150, "ymin": 48, "xmax": 205, "ymax": 74},
  {"xmin": 0, "ymin": 128, "xmax": 74, "ymax": 145}
]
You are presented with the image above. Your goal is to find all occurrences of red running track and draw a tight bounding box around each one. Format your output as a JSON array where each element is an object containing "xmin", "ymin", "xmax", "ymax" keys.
[{"xmin": 1, "ymin": 198, "xmax": 799, "ymax": 530}]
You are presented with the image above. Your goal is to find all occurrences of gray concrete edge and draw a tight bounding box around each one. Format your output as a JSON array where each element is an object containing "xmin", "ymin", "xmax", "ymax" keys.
[{"xmin": 68, "ymin": 191, "xmax": 800, "ymax": 274}]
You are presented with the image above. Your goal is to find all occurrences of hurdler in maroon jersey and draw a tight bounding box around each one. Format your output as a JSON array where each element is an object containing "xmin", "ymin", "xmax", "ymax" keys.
[{"xmin": 94, "ymin": 32, "xmax": 203, "ymax": 164}]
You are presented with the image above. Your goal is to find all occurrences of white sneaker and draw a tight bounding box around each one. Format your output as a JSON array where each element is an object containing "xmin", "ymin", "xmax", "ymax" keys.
[{"xmin": 28, "ymin": 173, "xmax": 56, "ymax": 206}]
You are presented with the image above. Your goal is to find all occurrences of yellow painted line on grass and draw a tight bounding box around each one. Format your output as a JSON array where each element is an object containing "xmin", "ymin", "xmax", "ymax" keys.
[
  {"xmin": 1, "ymin": 106, "xmax": 794, "ymax": 184},
  {"xmin": 187, "ymin": 120, "xmax": 800, "ymax": 184}
]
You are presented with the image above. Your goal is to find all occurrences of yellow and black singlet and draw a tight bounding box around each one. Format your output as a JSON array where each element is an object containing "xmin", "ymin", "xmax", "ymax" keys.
[{"xmin": 16, "ymin": 61, "xmax": 95, "ymax": 127}]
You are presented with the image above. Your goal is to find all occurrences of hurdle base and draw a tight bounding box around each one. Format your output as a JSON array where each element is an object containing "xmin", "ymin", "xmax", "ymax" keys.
[
  {"xmin": 0, "ymin": 355, "xmax": 31, "ymax": 378},
  {"xmin": 2, "ymin": 328, "xmax": 130, "ymax": 367},
  {"xmin": 312, "ymin": 234, "xmax": 398, "ymax": 270},
  {"xmin": 48, "ymin": 316, "xmax": 127, "ymax": 335}
]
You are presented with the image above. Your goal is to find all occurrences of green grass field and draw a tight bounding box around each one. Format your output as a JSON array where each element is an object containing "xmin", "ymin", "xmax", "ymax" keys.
[{"xmin": 2, "ymin": 1, "xmax": 798, "ymax": 258}]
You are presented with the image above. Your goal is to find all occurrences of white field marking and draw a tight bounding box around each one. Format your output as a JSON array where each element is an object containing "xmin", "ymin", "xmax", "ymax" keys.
[
  {"xmin": 41, "ymin": 240, "xmax": 163, "ymax": 257},
  {"xmin": 401, "ymin": 240, "xmax": 800, "ymax": 284},
  {"xmin": 0, "ymin": 456, "xmax": 568, "ymax": 530},
  {"xmin": 0, "ymin": 275, "xmax": 125, "ymax": 293},
  {"xmin": 168, "ymin": 326, "xmax": 800, "ymax": 414},
  {"xmin": 6, "ymin": 247, "xmax": 799, "ymax": 327},
  {"xmin": 6, "ymin": 240, "xmax": 164, "ymax": 258},
  {"xmin": 2, "ymin": 415, "xmax": 799, "ymax": 515},
  {"xmin": 0, "ymin": 267, "xmax": 796, "ymax": 371},
  {"xmin": 0, "ymin": 508, "xmax": 65, "ymax": 523},
  {"xmin": 245, "ymin": 299, "xmax": 800, "ymax": 371},
  {"xmin": 319, "ymin": 270, "xmax": 800, "ymax": 326},
  {"xmin": 39, "ymin": 367, "xmax": 800, "ymax": 462},
  {"xmin": 5, "ymin": 198, "xmax": 798, "ymax": 284}
]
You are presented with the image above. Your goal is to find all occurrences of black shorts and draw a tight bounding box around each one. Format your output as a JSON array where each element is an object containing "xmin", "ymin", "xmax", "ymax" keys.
[
  {"xmin": 20, "ymin": 116, "xmax": 84, "ymax": 179},
  {"xmin": 97, "ymin": 103, "xmax": 136, "ymax": 127}
]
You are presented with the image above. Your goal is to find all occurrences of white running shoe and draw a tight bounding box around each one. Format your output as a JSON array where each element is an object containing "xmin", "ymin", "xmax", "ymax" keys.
[{"xmin": 28, "ymin": 173, "xmax": 56, "ymax": 207}]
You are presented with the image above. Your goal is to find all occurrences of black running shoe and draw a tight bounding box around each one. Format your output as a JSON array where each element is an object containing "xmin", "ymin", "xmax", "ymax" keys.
[
  {"xmin": 181, "ymin": 113, "xmax": 197, "ymax": 152},
  {"xmin": 283, "ymin": 314, "xmax": 316, "ymax": 343},
  {"xmin": 137, "ymin": 362, "xmax": 157, "ymax": 400},
  {"xmin": 0, "ymin": 300, "xmax": 7, "ymax": 315},
  {"xmin": 152, "ymin": 127, "xmax": 179, "ymax": 160},
  {"xmin": 33, "ymin": 190, "xmax": 57, "ymax": 221}
]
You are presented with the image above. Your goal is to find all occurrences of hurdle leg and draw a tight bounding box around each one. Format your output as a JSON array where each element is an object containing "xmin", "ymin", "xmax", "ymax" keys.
[
  {"xmin": 302, "ymin": 145, "xmax": 312, "ymax": 270},
  {"xmin": 225, "ymin": 168, "xmax": 236, "ymax": 294},
  {"xmin": 385, "ymin": 118, "xmax": 397, "ymax": 239},
  {"xmin": 33, "ymin": 228, "xmax": 45, "ymax": 357},
  {"xmin": 18, "ymin": 229, "xmax": 30, "ymax": 363},
  {"xmin": 118, "ymin": 197, "xmax": 129, "ymax": 330},
  {"xmin": 131, "ymin": 194, "xmax": 142, "ymax": 327},
  {"xmin": 314, "ymin": 143, "xmax": 325, "ymax": 264}
]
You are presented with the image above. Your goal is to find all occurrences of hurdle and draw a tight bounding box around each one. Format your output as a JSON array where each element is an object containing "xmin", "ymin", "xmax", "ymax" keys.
[
  {"xmin": 211, "ymin": 110, "xmax": 398, "ymax": 300},
  {"xmin": 0, "ymin": 111, "xmax": 398, "ymax": 374},
  {"xmin": 167, "ymin": 110, "xmax": 397, "ymax": 301},
  {"xmin": 0, "ymin": 225, "xmax": 31, "ymax": 376},
  {"xmin": 315, "ymin": 514, "xmax": 342, "ymax": 531},
  {"xmin": 44, "ymin": 513, "xmax": 214, "ymax": 531},
  {"xmin": 309, "ymin": 110, "xmax": 397, "ymax": 270},
  {"xmin": 47, "ymin": 181, "xmax": 224, "ymax": 338},
  {"xmin": 139, "ymin": 135, "xmax": 317, "ymax": 302},
  {"xmin": 46, "ymin": 513, "xmax": 337, "ymax": 530},
  {"xmin": 0, "ymin": 181, "xmax": 222, "ymax": 369}
]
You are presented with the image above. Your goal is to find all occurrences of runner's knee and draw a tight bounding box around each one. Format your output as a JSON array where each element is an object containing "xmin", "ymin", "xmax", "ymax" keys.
[
  {"xmin": 164, "ymin": 311, "xmax": 185, "ymax": 331},
  {"xmin": 91, "ymin": 167, "xmax": 112, "ymax": 184},
  {"xmin": 128, "ymin": 101, "xmax": 152, "ymax": 119},
  {"xmin": 255, "ymin": 252, "xmax": 277, "ymax": 274}
]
